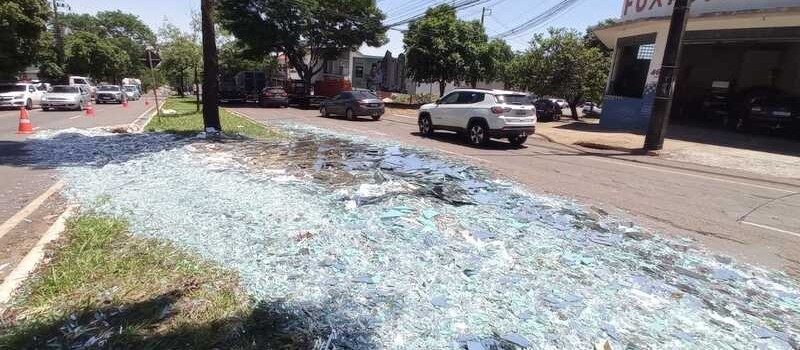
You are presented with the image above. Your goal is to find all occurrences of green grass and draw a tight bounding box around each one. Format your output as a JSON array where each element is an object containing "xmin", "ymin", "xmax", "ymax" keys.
[
  {"xmin": 0, "ymin": 215, "xmax": 252, "ymax": 349},
  {"xmin": 144, "ymin": 97, "xmax": 282, "ymax": 139}
]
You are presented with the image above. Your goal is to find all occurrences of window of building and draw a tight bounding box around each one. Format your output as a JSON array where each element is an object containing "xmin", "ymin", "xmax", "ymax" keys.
[
  {"xmin": 355, "ymin": 65, "xmax": 364, "ymax": 78},
  {"xmin": 610, "ymin": 34, "xmax": 657, "ymax": 98},
  {"xmin": 637, "ymin": 44, "xmax": 655, "ymax": 60}
]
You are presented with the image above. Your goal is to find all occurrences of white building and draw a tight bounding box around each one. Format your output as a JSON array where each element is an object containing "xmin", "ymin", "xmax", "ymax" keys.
[{"xmin": 594, "ymin": 0, "xmax": 800, "ymax": 130}]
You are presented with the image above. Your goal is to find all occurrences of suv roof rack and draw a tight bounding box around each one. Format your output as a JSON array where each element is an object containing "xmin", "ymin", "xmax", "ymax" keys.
[{"xmin": 453, "ymin": 87, "xmax": 494, "ymax": 91}]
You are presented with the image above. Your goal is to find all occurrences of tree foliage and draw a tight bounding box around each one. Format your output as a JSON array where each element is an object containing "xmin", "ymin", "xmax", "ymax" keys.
[
  {"xmin": 513, "ymin": 28, "xmax": 609, "ymax": 118},
  {"xmin": 59, "ymin": 11, "xmax": 155, "ymax": 79},
  {"xmin": 584, "ymin": 18, "xmax": 616, "ymax": 57},
  {"xmin": 65, "ymin": 31, "xmax": 130, "ymax": 83},
  {"xmin": 158, "ymin": 23, "xmax": 201, "ymax": 96},
  {"xmin": 405, "ymin": 5, "xmax": 513, "ymax": 93},
  {"xmin": 218, "ymin": 0, "xmax": 386, "ymax": 91},
  {"xmin": 0, "ymin": 0, "xmax": 50, "ymax": 78},
  {"xmin": 404, "ymin": 5, "xmax": 464, "ymax": 95}
]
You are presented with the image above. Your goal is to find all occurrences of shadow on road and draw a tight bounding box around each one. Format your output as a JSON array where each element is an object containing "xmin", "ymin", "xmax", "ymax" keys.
[
  {"xmin": 409, "ymin": 131, "xmax": 527, "ymax": 151},
  {"xmin": 1, "ymin": 290, "xmax": 378, "ymax": 349}
]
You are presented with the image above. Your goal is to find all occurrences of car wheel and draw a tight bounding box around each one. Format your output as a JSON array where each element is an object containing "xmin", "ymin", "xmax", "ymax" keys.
[
  {"xmin": 509, "ymin": 134, "xmax": 528, "ymax": 146},
  {"xmin": 419, "ymin": 115, "xmax": 434, "ymax": 136},
  {"xmin": 346, "ymin": 108, "xmax": 355, "ymax": 121},
  {"xmin": 372, "ymin": 114, "xmax": 381, "ymax": 121},
  {"xmin": 553, "ymin": 114, "xmax": 561, "ymax": 121},
  {"xmin": 467, "ymin": 121, "xmax": 489, "ymax": 147},
  {"xmin": 25, "ymin": 99, "xmax": 33, "ymax": 110},
  {"xmin": 320, "ymin": 106, "xmax": 329, "ymax": 117},
  {"xmin": 42, "ymin": 107, "xmax": 49, "ymax": 111}
]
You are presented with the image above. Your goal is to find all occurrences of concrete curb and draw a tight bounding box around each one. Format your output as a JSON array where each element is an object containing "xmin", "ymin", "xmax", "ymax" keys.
[
  {"xmin": 0, "ymin": 180, "xmax": 65, "ymax": 242},
  {"xmin": 0, "ymin": 205, "xmax": 77, "ymax": 308}
]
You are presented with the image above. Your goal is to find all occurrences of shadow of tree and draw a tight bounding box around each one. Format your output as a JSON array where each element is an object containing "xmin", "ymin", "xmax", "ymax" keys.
[{"xmin": 1, "ymin": 289, "xmax": 378, "ymax": 349}]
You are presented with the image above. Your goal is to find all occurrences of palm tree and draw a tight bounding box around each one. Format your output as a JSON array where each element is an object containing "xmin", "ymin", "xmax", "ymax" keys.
[{"xmin": 201, "ymin": 0, "xmax": 221, "ymax": 131}]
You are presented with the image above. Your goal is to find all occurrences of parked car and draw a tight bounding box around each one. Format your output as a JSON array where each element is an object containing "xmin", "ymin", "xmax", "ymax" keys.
[
  {"xmin": 96, "ymin": 85, "xmax": 127, "ymax": 104},
  {"xmin": 69, "ymin": 76, "xmax": 96, "ymax": 99},
  {"xmin": 741, "ymin": 89, "xmax": 799, "ymax": 131},
  {"xmin": 320, "ymin": 91, "xmax": 385, "ymax": 120},
  {"xmin": 258, "ymin": 87, "xmax": 289, "ymax": 108},
  {"xmin": 0, "ymin": 83, "xmax": 44, "ymax": 110},
  {"xmin": 122, "ymin": 84, "xmax": 141, "ymax": 101},
  {"xmin": 41, "ymin": 85, "xmax": 89, "ymax": 111},
  {"xmin": 582, "ymin": 101, "xmax": 602, "ymax": 116},
  {"xmin": 417, "ymin": 89, "xmax": 537, "ymax": 147},
  {"xmin": 551, "ymin": 98, "xmax": 568, "ymax": 109},
  {"xmin": 534, "ymin": 98, "xmax": 563, "ymax": 121}
]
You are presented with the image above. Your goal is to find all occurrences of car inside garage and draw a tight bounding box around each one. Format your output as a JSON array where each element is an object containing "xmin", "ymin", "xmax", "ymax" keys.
[{"xmin": 672, "ymin": 27, "xmax": 800, "ymax": 136}]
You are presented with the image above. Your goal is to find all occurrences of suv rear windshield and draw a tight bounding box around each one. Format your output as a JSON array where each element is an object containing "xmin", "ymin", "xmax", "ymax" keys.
[
  {"xmin": 0, "ymin": 85, "xmax": 26, "ymax": 93},
  {"xmin": 496, "ymin": 94, "xmax": 532, "ymax": 105},
  {"xmin": 51, "ymin": 86, "xmax": 79, "ymax": 93},
  {"xmin": 98, "ymin": 86, "xmax": 120, "ymax": 91},
  {"xmin": 123, "ymin": 86, "xmax": 137, "ymax": 91}
]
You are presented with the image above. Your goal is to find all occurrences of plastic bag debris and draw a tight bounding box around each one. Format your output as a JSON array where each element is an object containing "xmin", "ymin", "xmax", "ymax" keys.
[{"xmin": 26, "ymin": 126, "xmax": 800, "ymax": 349}]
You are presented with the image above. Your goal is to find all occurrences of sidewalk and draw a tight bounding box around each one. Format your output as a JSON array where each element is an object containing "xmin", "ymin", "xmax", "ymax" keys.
[{"xmin": 536, "ymin": 118, "xmax": 800, "ymax": 180}]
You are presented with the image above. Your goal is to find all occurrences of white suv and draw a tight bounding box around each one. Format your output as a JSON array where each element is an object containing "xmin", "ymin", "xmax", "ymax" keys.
[
  {"xmin": 0, "ymin": 83, "xmax": 45, "ymax": 110},
  {"xmin": 417, "ymin": 89, "xmax": 537, "ymax": 146}
]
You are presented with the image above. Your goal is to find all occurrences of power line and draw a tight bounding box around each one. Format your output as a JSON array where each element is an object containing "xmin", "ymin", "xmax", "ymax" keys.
[
  {"xmin": 491, "ymin": 0, "xmax": 583, "ymax": 39},
  {"xmin": 384, "ymin": 0, "xmax": 490, "ymax": 28}
]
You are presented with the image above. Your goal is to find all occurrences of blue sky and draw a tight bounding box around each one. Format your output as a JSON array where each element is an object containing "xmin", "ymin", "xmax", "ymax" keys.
[{"xmin": 62, "ymin": 0, "xmax": 622, "ymax": 54}]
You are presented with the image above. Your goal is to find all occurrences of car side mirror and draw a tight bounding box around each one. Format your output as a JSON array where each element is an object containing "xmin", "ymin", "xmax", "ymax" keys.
[{"xmin": 435, "ymin": 99, "xmax": 441, "ymax": 105}]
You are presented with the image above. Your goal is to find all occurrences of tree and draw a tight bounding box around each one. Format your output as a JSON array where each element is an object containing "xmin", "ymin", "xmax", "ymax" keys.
[
  {"xmin": 61, "ymin": 11, "xmax": 155, "ymax": 78},
  {"xmin": 218, "ymin": 41, "xmax": 277, "ymax": 77},
  {"xmin": 514, "ymin": 28, "xmax": 609, "ymax": 119},
  {"xmin": 0, "ymin": 0, "xmax": 50, "ymax": 78},
  {"xmin": 459, "ymin": 20, "xmax": 488, "ymax": 88},
  {"xmin": 584, "ymin": 18, "xmax": 616, "ymax": 57},
  {"xmin": 201, "ymin": 0, "xmax": 221, "ymax": 131},
  {"xmin": 218, "ymin": 0, "xmax": 386, "ymax": 92},
  {"xmin": 65, "ymin": 31, "xmax": 130, "ymax": 83},
  {"xmin": 404, "ymin": 5, "xmax": 465, "ymax": 96},
  {"xmin": 158, "ymin": 23, "xmax": 201, "ymax": 97},
  {"xmin": 482, "ymin": 39, "xmax": 515, "ymax": 89}
]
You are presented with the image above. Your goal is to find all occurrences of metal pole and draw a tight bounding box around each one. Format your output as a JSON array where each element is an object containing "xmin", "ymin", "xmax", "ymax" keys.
[
  {"xmin": 148, "ymin": 50, "xmax": 162, "ymax": 117},
  {"xmin": 52, "ymin": 0, "xmax": 64, "ymax": 68},
  {"xmin": 643, "ymin": 0, "xmax": 691, "ymax": 151},
  {"xmin": 481, "ymin": 7, "xmax": 486, "ymax": 26}
]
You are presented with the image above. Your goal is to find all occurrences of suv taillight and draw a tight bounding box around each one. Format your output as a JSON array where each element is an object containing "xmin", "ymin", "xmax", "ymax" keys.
[{"xmin": 491, "ymin": 106, "xmax": 510, "ymax": 114}]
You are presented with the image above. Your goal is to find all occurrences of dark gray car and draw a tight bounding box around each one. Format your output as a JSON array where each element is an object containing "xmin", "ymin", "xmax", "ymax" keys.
[
  {"xmin": 320, "ymin": 91, "xmax": 385, "ymax": 121},
  {"xmin": 96, "ymin": 85, "xmax": 127, "ymax": 104},
  {"xmin": 258, "ymin": 87, "xmax": 289, "ymax": 108}
]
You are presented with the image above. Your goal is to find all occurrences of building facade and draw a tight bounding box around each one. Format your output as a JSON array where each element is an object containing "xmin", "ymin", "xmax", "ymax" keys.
[{"xmin": 595, "ymin": 0, "xmax": 800, "ymax": 130}]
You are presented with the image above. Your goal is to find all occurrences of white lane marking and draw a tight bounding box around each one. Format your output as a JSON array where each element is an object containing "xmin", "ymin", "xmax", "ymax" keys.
[
  {"xmin": 0, "ymin": 180, "xmax": 65, "ymax": 242},
  {"xmin": 741, "ymin": 221, "xmax": 800, "ymax": 239},
  {"xmin": 68, "ymin": 115, "xmax": 81, "ymax": 119},
  {"xmin": 0, "ymin": 205, "xmax": 76, "ymax": 306},
  {"xmin": 585, "ymin": 155, "xmax": 795, "ymax": 194}
]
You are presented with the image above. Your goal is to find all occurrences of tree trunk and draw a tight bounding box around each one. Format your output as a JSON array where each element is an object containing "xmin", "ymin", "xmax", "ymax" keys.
[
  {"xmin": 439, "ymin": 80, "xmax": 446, "ymax": 97},
  {"xmin": 470, "ymin": 79, "xmax": 477, "ymax": 88},
  {"xmin": 201, "ymin": 0, "xmax": 221, "ymax": 131}
]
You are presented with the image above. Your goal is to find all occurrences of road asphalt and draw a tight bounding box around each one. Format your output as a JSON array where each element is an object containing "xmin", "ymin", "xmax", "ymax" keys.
[
  {"xmin": 228, "ymin": 105, "xmax": 800, "ymax": 274},
  {"xmin": 0, "ymin": 99, "xmax": 154, "ymax": 224}
]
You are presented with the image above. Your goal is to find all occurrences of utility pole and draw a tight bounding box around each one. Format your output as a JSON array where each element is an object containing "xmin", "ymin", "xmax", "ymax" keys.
[
  {"xmin": 480, "ymin": 7, "xmax": 491, "ymax": 26},
  {"xmin": 146, "ymin": 48, "xmax": 162, "ymax": 117},
  {"xmin": 52, "ymin": 0, "xmax": 65, "ymax": 68},
  {"xmin": 644, "ymin": 0, "xmax": 691, "ymax": 151},
  {"xmin": 201, "ymin": 0, "xmax": 221, "ymax": 132}
]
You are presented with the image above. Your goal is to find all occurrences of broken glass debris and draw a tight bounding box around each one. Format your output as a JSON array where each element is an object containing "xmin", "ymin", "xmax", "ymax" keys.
[{"xmin": 24, "ymin": 126, "xmax": 800, "ymax": 349}]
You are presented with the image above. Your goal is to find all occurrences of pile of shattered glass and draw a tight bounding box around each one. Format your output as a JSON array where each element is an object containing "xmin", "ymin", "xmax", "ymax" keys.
[{"xmin": 27, "ymin": 127, "xmax": 800, "ymax": 349}]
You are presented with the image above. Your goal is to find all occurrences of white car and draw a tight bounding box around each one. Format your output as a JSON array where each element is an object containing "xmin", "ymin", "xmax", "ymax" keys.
[
  {"xmin": 417, "ymin": 89, "xmax": 537, "ymax": 146},
  {"xmin": 551, "ymin": 98, "xmax": 568, "ymax": 109},
  {"xmin": 122, "ymin": 84, "xmax": 141, "ymax": 100},
  {"xmin": 41, "ymin": 85, "xmax": 90, "ymax": 111},
  {"xmin": 0, "ymin": 83, "xmax": 45, "ymax": 110},
  {"xmin": 69, "ymin": 76, "xmax": 96, "ymax": 99},
  {"xmin": 582, "ymin": 101, "xmax": 602, "ymax": 116}
]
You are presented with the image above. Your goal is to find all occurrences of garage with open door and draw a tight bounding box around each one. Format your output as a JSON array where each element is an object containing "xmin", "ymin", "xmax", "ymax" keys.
[{"xmin": 594, "ymin": 1, "xmax": 800, "ymax": 138}]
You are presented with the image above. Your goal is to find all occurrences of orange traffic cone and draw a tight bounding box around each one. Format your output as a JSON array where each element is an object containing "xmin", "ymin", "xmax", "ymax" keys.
[
  {"xmin": 145, "ymin": 99, "xmax": 150, "ymax": 106},
  {"xmin": 85, "ymin": 102, "xmax": 95, "ymax": 116},
  {"xmin": 17, "ymin": 107, "xmax": 34, "ymax": 134}
]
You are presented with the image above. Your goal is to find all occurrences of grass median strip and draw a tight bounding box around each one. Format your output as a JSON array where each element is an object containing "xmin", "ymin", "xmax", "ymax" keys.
[
  {"xmin": 0, "ymin": 215, "xmax": 259, "ymax": 349},
  {"xmin": 145, "ymin": 97, "xmax": 282, "ymax": 139}
]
